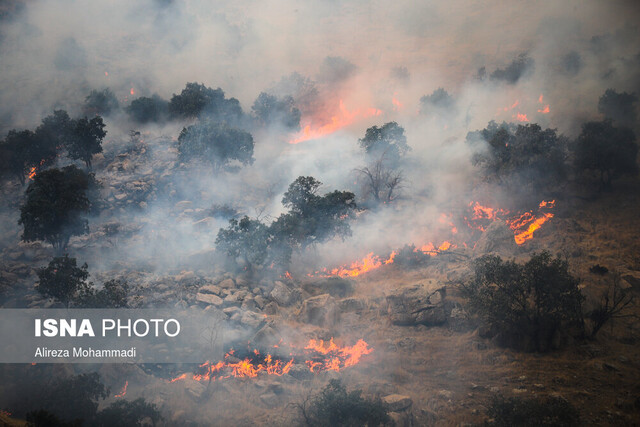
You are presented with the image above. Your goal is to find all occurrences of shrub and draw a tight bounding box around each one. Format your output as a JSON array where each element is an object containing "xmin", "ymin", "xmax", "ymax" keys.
[
  {"xmin": 36, "ymin": 255, "xmax": 90, "ymax": 308},
  {"xmin": 461, "ymin": 252, "xmax": 584, "ymax": 351},
  {"xmin": 486, "ymin": 395, "xmax": 580, "ymax": 426},
  {"xmin": 298, "ymin": 379, "xmax": 391, "ymax": 427}
]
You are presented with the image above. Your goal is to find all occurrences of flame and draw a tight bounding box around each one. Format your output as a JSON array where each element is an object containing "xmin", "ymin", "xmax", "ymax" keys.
[
  {"xmin": 537, "ymin": 105, "xmax": 550, "ymax": 114},
  {"xmin": 169, "ymin": 339, "xmax": 373, "ymax": 383},
  {"xmin": 130, "ymin": 87, "xmax": 135, "ymax": 96},
  {"xmin": 515, "ymin": 113, "xmax": 529, "ymax": 122},
  {"xmin": 538, "ymin": 94, "xmax": 543, "ymax": 103},
  {"xmin": 104, "ymin": 71, "xmax": 109, "ymax": 77},
  {"xmin": 504, "ymin": 100, "xmax": 520, "ymax": 111},
  {"xmin": 416, "ymin": 241, "xmax": 456, "ymax": 256},
  {"xmin": 392, "ymin": 93, "xmax": 403, "ymax": 111},
  {"xmin": 289, "ymin": 100, "xmax": 382, "ymax": 144},
  {"xmin": 114, "ymin": 380, "xmax": 128, "ymax": 398},
  {"xmin": 28, "ymin": 166, "xmax": 37, "ymax": 180},
  {"xmin": 283, "ymin": 271, "xmax": 293, "ymax": 280},
  {"xmin": 308, "ymin": 251, "xmax": 394, "ymax": 278}
]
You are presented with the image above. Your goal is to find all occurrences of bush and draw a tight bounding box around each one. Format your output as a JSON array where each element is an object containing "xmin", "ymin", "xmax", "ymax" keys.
[
  {"xmin": 83, "ymin": 88, "xmax": 119, "ymax": 116},
  {"xmin": 168, "ymin": 82, "xmax": 243, "ymax": 122},
  {"xmin": 36, "ymin": 255, "xmax": 90, "ymax": 308},
  {"xmin": 392, "ymin": 244, "xmax": 431, "ymax": 269},
  {"xmin": 126, "ymin": 95, "xmax": 169, "ymax": 123},
  {"xmin": 486, "ymin": 395, "xmax": 580, "ymax": 426},
  {"xmin": 298, "ymin": 379, "xmax": 391, "ymax": 427},
  {"xmin": 94, "ymin": 398, "xmax": 162, "ymax": 427},
  {"xmin": 461, "ymin": 252, "xmax": 584, "ymax": 352}
]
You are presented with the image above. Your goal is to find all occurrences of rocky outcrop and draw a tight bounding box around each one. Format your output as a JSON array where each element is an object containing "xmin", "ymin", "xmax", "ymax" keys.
[
  {"xmin": 296, "ymin": 294, "xmax": 340, "ymax": 327},
  {"xmin": 386, "ymin": 283, "xmax": 448, "ymax": 326},
  {"xmin": 473, "ymin": 220, "xmax": 517, "ymax": 256}
]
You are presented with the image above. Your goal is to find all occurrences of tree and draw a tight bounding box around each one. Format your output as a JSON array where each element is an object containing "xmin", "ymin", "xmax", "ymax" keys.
[
  {"xmin": 168, "ymin": 82, "xmax": 243, "ymax": 122},
  {"xmin": 489, "ymin": 53, "xmax": 534, "ymax": 84},
  {"xmin": 356, "ymin": 157, "xmax": 403, "ymax": 205},
  {"xmin": 0, "ymin": 129, "xmax": 38, "ymax": 185},
  {"xmin": 297, "ymin": 379, "xmax": 390, "ymax": 427},
  {"xmin": 19, "ymin": 165, "xmax": 92, "ymax": 251},
  {"xmin": 65, "ymin": 116, "xmax": 106, "ymax": 169},
  {"xmin": 177, "ymin": 121, "xmax": 254, "ymax": 172},
  {"xmin": 469, "ymin": 121, "xmax": 568, "ymax": 192},
  {"xmin": 598, "ymin": 89, "xmax": 637, "ymax": 128},
  {"xmin": 460, "ymin": 252, "xmax": 584, "ymax": 352},
  {"xmin": 359, "ymin": 122, "xmax": 409, "ymax": 165},
  {"xmin": 251, "ymin": 92, "xmax": 301, "ymax": 130},
  {"xmin": 76, "ymin": 279, "xmax": 134, "ymax": 308},
  {"xmin": 94, "ymin": 398, "xmax": 163, "ymax": 427},
  {"xmin": 36, "ymin": 255, "xmax": 90, "ymax": 307},
  {"xmin": 420, "ymin": 87, "xmax": 456, "ymax": 114},
  {"xmin": 83, "ymin": 88, "xmax": 120, "ymax": 116},
  {"xmin": 125, "ymin": 95, "xmax": 169, "ymax": 123},
  {"xmin": 574, "ymin": 120, "xmax": 638, "ymax": 190},
  {"xmin": 274, "ymin": 176, "xmax": 356, "ymax": 247}
]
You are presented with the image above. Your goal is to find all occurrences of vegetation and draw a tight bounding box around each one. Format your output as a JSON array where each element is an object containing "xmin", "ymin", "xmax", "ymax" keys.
[
  {"xmin": 83, "ymin": 88, "xmax": 120, "ymax": 116},
  {"xmin": 297, "ymin": 379, "xmax": 390, "ymax": 427},
  {"xmin": 168, "ymin": 82, "xmax": 243, "ymax": 122},
  {"xmin": 251, "ymin": 92, "xmax": 301, "ymax": 130},
  {"xmin": 468, "ymin": 121, "xmax": 568, "ymax": 194},
  {"xmin": 597, "ymin": 89, "xmax": 637, "ymax": 128},
  {"xmin": 573, "ymin": 120, "xmax": 638, "ymax": 190},
  {"xmin": 93, "ymin": 398, "xmax": 162, "ymax": 427},
  {"xmin": 356, "ymin": 157, "xmax": 403, "ymax": 206},
  {"xmin": 125, "ymin": 95, "xmax": 169, "ymax": 123},
  {"xmin": 486, "ymin": 394, "xmax": 580, "ymax": 426},
  {"xmin": 177, "ymin": 121, "xmax": 254, "ymax": 172},
  {"xmin": 216, "ymin": 176, "xmax": 356, "ymax": 273},
  {"xmin": 65, "ymin": 116, "xmax": 107, "ymax": 169},
  {"xmin": 35, "ymin": 255, "xmax": 90, "ymax": 308},
  {"xmin": 359, "ymin": 122, "xmax": 409, "ymax": 166},
  {"xmin": 420, "ymin": 87, "xmax": 456, "ymax": 114},
  {"xmin": 488, "ymin": 53, "xmax": 534, "ymax": 84},
  {"xmin": 461, "ymin": 252, "xmax": 584, "ymax": 352},
  {"xmin": 77, "ymin": 278, "xmax": 134, "ymax": 308},
  {"xmin": 19, "ymin": 166, "xmax": 93, "ymax": 251}
]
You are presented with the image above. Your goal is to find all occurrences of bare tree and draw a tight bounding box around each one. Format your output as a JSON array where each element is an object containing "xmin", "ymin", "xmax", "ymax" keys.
[
  {"xmin": 356, "ymin": 156, "xmax": 403, "ymax": 204},
  {"xmin": 587, "ymin": 273, "xmax": 635, "ymax": 338}
]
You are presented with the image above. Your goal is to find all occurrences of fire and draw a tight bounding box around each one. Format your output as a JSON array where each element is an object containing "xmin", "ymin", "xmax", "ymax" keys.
[
  {"xmin": 114, "ymin": 380, "xmax": 128, "ymax": 398},
  {"xmin": 104, "ymin": 71, "xmax": 109, "ymax": 77},
  {"xmin": 538, "ymin": 94, "xmax": 543, "ymax": 103},
  {"xmin": 169, "ymin": 338, "xmax": 373, "ymax": 383},
  {"xmin": 392, "ymin": 93, "xmax": 403, "ymax": 111},
  {"xmin": 416, "ymin": 241, "xmax": 456, "ymax": 256},
  {"xmin": 289, "ymin": 100, "xmax": 382, "ymax": 144},
  {"xmin": 28, "ymin": 166, "xmax": 37, "ymax": 180},
  {"xmin": 537, "ymin": 105, "xmax": 550, "ymax": 114},
  {"xmin": 283, "ymin": 271, "xmax": 293, "ymax": 280},
  {"xmin": 130, "ymin": 87, "xmax": 135, "ymax": 96},
  {"xmin": 308, "ymin": 251, "xmax": 394, "ymax": 278},
  {"xmin": 515, "ymin": 113, "xmax": 529, "ymax": 122}
]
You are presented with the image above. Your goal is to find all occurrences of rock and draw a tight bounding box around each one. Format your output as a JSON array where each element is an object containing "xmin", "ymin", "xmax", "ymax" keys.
[
  {"xmin": 287, "ymin": 364, "xmax": 314, "ymax": 380},
  {"xmin": 183, "ymin": 379, "xmax": 206, "ymax": 399},
  {"xmin": 241, "ymin": 311, "xmax": 266, "ymax": 329},
  {"xmin": 174, "ymin": 200, "xmax": 192, "ymax": 210},
  {"xmin": 218, "ymin": 278, "xmax": 235, "ymax": 289},
  {"xmin": 241, "ymin": 297, "xmax": 257, "ymax": 311},
  {"xmin": 437, "ymin": 390, "xmax": 453, "ymax": 399},
  {"xmin": 297, "ymin": 294, "xmax": 340, "ymax": 327},
  {"xmin": 252, "ymin": 325, "xmax": 279, "ymax": 348},
  {"xmin": 254, "ymin": 295, "xmax": 266, "ymax": 309},
  {"xmin": 473, "ymin": 220, "xmax": 518, "ymax": 256},
  {"xmin": 223, "ymin": 307, "xmax": 241, "ymax": 317},
  {"xmin": 224, "ymin": 293, "xmax": 243, "ymax": 307},
  {"xmin": 260, "ymin": 392, "xmax": 279, "ymax": 408},
  {"xmin": 622, "ymin": 272, "xmax": 640, "ymax": 290},
  {"xmin": 196, "ymin": 293, "xmax": 223, "ymax": 306},
  {"xmin": 263, "ymin": 302, "xmax": 278, "ymax": 315},
  {"xmin": 199, "ymin": 284, "xmax": 222, "ymax": 295},
  {"xmin": 339, "ymin": 297, "xmax": 366, "ymax": 312},
  {"xmin": 386, "ymin": 284, "xmax": 448, "ymax": 326},
  {"xmin": 114, "ymin": 193, "xmax": 127, "ymax": 201},
  {"xmin": 302, "ymin": 278, "xmax": 354, "ymax": 298},
  {"xmin": 270, "ymin": 281, "xmax": 297, "ymax": 306},
  {"xmin": 382, "ymin": 394, "xmax": 413, "ymax": 412}
]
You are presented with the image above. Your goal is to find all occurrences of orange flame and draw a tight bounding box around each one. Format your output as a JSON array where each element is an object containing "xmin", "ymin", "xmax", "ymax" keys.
[
  {"xmin": 308, "ymin": 251, "xmax": 394, "ymax": 278},
  {"xmin": 537, "ymin": 105, "xmax": 550, "ymax": 114},
  {"xmin": 114, "ymin": 380, "xmax": 128, "ymax": 398},
  {"xmin": 392, "ymin": 93, "xmax": 403, "ymax": 111},
  {"xmin": 289, "ymin": 100, "xmax": 382, "ymax": 144},
  {"xmin": 169, "ymin": 339, "xmax": 373, "ymax": 383},
  {"xmin": 515, "ymin": 113, "xmax": 529, "ymax": 122},
  {"xmin": 28, "ymin": 166, "xmax": 37, "ymax": 180}
]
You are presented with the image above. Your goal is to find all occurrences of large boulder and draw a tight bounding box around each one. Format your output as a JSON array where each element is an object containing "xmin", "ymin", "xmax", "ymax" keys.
[
  {"xmin": 473, "ymin": 220, "xmax": 517, "ymax": 256},
  {"xmin": 386, "ymin": 284, "xmax": 448, "ymax": 326},
  {"xmin": 196, "ymin": 293, "xmax": 223, "ymax": 307},
  {"xmin": 269, "ymin": 281, "xmax": 300, "ymax": 306},
  {"xmin": 302, "ymin": 277, "xmax": 354, "ymax": 298},
  {"xmin": 296, "ymin": 294, "xmax": 340, "ymax": 327}
]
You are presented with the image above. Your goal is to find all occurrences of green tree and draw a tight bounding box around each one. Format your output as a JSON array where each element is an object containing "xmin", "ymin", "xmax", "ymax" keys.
[
  {"xmin": 298, "ymin": 379, "xmax": 391, "ymax": 427},
  {"xmin": 65, "ymin": 116, "xmax": 106, "ymax": 169},
  {"xmin": 420, "ymin": 87, "xmax": 456, "ymax": 114},
  {"xmin": 251, "ymin": 92, "xmax": 301, "ymax": 130},
  {"xmin": 598, "ymin": 89, "xmax": 637, "ymax": 128},
  {"xmin": 19, "ymin": 166, "xmax": 92, "ymax": 251},
  {"xmin": 177, "ymin": 121, "xmax": 254, "ymax": 172},
  {"xmin": 574, "ymin": 119, "xmax": 638, "ymax": 190},
  {"xmin": 359, "ymin": 122, "xmax": 409, "ymax": 165},
  {"xmin": 36, "ymin": 255, "xmax": 90, "ymax": 307},
  {"xmin": 469, "ymin": 121, "xmax": 568, "ymax": 192},
  {"xmin": 168, "ymin": 82, "xmax": 243, "ymax": 121},
  {"xmin": 76, "ymin": 279, "xmax": 133, "ymax": 308},
  {"xmin": 83, "ymin": 88, "xmax": 120, "ymax": 116},
  {"xmin": 94, "ymin": 398, "xmax": 163, "ymax": 427},
  {"xmin": 461, "ymin": 252, "xmax": 584, "ymax": 352},
  {"xmin": 126, "ymin": 95, "xmax": 169, "ymax": 123}
]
